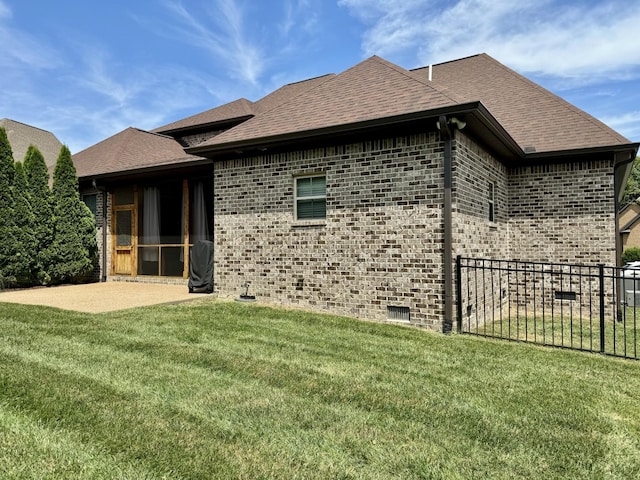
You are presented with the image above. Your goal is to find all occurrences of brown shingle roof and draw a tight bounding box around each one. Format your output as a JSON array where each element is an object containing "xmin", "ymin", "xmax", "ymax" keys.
[
  {"xmin": 253, "ymin": 74, "xmax": 336, "ymax": 114},
  {"xmin": 415, "ymin": 53, "xmax": 630, "ymax": 152},
  {"xmin": 0, "ymin": 118, "xmax": 63, "ymax": 167},
  {"xmin": 74, "ymin": 127, "xmax": 207, "ymax": 178},
  {"xmin": 153, "ymin": 98, "xmax": 256, "ymax": 134},
  {"xmin": 195, "ymin": 56, "xmax": 460, "ymax": 149}
]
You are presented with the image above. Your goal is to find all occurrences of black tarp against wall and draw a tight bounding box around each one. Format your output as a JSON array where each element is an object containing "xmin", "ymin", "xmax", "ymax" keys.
[{"xmin": 188, "ymin": 240, "xmax": 214, "ymax": 293}]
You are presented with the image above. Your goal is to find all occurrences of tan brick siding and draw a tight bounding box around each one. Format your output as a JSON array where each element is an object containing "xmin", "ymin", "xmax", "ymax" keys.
[
  {"xmin": 214, "ymin": 133, "xmax": 447, "ymax": 328},
  {"xmin": 508, "ymin": 160, "xmax": 616, "ymax": 265}
]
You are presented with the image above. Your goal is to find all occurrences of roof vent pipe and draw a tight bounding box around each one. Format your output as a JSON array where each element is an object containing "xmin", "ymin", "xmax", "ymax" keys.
[{"xmin": 428, "ymin": 64, "xmax": 432, "ymax": 81}]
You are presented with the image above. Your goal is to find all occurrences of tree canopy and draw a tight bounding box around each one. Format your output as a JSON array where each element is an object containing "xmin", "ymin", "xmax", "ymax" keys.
[{"xmin": 620, "ymin": 157, "xmax": 640, "ymax": 210}]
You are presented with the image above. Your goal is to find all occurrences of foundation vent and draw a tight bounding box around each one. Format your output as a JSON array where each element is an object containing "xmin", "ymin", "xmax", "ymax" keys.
[{"xmin": 387, "ymin": 306, "xmax": 411, "ymax": 323}]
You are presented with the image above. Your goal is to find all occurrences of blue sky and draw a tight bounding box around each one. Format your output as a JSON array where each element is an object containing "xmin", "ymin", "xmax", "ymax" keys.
[{"xmin": 1, "ymin": 0, "xmax": 639, "ymax": 154}]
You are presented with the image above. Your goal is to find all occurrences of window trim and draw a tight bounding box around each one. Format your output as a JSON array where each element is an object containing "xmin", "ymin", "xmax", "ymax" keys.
[
  {"xmin": 294, "ymin": 173, "xmax": 327, "ymax": 223},
  {"xmin": 488, "ymin": 180, "xmax": 496, "ymax": 223}
]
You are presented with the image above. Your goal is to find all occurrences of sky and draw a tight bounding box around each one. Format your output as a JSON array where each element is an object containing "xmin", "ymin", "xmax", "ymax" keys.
[{"xmin": 0, "ymin": 0, "xmax": 639, "ymax": 154}]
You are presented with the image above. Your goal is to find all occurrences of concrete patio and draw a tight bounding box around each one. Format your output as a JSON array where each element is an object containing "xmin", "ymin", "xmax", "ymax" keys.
[{"xmin": 0, "ymin": 282, "xmax": 213, "ymax": 313}]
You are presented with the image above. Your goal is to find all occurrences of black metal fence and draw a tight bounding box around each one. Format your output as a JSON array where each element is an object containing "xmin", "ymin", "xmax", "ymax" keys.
[{"xmin": 456, "ymin": 256, "xmax": 640, "ymax": 360}]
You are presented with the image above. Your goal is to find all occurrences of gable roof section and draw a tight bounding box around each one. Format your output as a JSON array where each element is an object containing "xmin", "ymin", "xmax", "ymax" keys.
[
  {"xmin": 0, "ymin": 118, "xmax": 63, "ymax": 167},
  {"xmin": 253, "ymin": 73, "xmax": 336, "ymax": 114},
  {"xmin": 74, "ymin": 127, "xmax": 208, "ymax": 179},
  {"xmin": 153, "ymin": 75, "xmax": 336, "ymax": 136},
  {"xmin": 153, "ymin": 98, "xmax": 256, "ymax": 134},
  {"xmin": 415, "ymin": 54, "xmax": 631, "ymax": 153},
  {"xmin": 191, "ymin": 56, "xmax": 462, "ymax": 152}
]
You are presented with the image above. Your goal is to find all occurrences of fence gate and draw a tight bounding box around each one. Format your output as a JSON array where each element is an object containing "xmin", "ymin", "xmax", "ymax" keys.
[{"xmin": 456, "ymin": 256, "xmax": 640, "ymax": 360}]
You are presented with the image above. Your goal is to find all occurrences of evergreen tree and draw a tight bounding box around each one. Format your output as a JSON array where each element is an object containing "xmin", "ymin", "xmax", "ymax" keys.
[
  {"xmin": 23, "ymin": 145, "xmax": 55, "ymax": 285},
  {"xmin": 621, "ymin": 157, "xmax": 640, "ymax": 210},
  {"xmin": 50, "ymin": 146, "xmax": 98, "ymax": 284},
  {"xmin": 0, "ymin": 127, "xmax": 19, "ymax": 287},
  {"xmin": 12, "ymin": 162, "xmax": 37, "ymax": 286}
]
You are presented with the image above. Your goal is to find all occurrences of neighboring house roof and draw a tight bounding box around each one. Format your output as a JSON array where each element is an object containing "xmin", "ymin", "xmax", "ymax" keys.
[
  {"xmin": 620, "ymin": 200, "xmax": 640, "ymax": 232},
  {"xmin": 74, "ymin": 127, "xmax": 208, "ymax": 179},
  {"xmin": 0, "ymin": 118, "xmax": 63, "ymax": 167}
]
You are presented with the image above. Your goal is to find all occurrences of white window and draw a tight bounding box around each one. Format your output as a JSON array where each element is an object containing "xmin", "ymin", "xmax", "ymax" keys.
[
  {"xmin": 488, "ymin": 181, "xmax": 495, "ymax": 222},
  {"xmin": 295, "ymin": 174, "xmax": 326, "ymax": 220}
]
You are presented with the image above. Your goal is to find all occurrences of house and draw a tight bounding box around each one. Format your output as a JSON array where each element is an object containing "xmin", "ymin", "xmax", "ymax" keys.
[
  {"xmin": 619, "ymin": 199, "xmax": 640, "ymax": 253},
  {"xmin": 73, "ymin": 54, "xmax": 639, "ymax": 331},
  {"xmin": 0, "ymin": 118, "xmax": 62, "ymax": 168}
]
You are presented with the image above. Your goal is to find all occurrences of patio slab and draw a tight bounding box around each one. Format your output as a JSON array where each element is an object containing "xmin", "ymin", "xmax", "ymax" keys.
[{"xmin": 0, "ymin": 282, "xmax": 212, "ymax": 313}]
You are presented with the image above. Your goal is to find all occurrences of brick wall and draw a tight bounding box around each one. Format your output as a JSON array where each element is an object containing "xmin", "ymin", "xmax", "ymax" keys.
[
  {"xmin": 214, "ymin": 132, "xmax": 447, "ymax": 328},
  {"xmin": 508, "ymin": 160, "xmax": 616, "ymax": 265},
  {"xmin": 452, "ymin": 132, "xmax": 509, "ymax": 260}
]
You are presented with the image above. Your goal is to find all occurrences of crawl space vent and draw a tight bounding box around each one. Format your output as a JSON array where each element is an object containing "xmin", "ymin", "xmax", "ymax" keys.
[{"xmin": 387, "ymin": 306, "xmax": 410, "ymax": 322}]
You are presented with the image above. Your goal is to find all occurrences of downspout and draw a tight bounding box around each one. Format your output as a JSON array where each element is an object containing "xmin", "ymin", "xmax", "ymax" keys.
[{"xmin": 438, "ymin": 115, "xmax": 454, "ymax": 333}]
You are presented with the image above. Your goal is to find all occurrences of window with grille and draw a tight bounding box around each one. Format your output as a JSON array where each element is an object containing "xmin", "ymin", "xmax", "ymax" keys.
[
  {"xmin": 295, "ymin": 174, "xmax": 326, "ymax": 220},
  {"xmin": 488, "ymin": 181, "xmax": 495, "ymax": 222}
]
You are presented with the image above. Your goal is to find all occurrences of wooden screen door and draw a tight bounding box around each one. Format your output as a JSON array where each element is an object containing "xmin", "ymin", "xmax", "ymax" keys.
[
  {"xmin": 113, "ymin": 194, "xmax": 137, "ymax": 275},
  {"xmin": 114, "ymin": 208, "xmax": 135, "ymax": 274}
]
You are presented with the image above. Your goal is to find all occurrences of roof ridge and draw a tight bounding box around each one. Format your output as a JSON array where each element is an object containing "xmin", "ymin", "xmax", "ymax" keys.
[
  {"xmin": 284, "ymin": 73, "xmax": 335, "ymax": 86},
  {"xmin": 369, "ymin": 55, "xmax": 464, "ymax": 105},
  {"xmin": 254, "ymin": 73, "xmax": 336, "ymax": 113}
]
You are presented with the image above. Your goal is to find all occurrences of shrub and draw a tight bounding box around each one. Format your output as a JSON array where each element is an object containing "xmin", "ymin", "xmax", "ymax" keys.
[
  {"xmin": 24, "ymin": 145, "xmax": 54, "ymax": 285},
  {"xmin": 11, "ymin": 162, "xmax": 36, "ymax": 286},
  {"xmin": 0, "ymin": 127, "xmax": 19, "ymax": 286},
  {"xmin": 49, "ymin": 146, "xmax": 97, "ymax": 284},
  {"xmin": 622, "ymin": 247, "xmax": 640, "ymax": 264}
]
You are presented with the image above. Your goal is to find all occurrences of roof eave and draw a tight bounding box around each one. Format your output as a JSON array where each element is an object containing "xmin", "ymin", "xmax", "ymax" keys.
[
  {"xmin": 186, "ymin": 102, "xmax": 524, "ymax": 160},
  {"xmin": 523, "ymin": 143, "xmax": 639, "ymax": 161},
  {"xmin": 78, "ymin": 157, "xmax": 213, "ymax": 182},
  {"xmin": 154, "ymin": 115, "xmax": 254, "ymax": 136}
]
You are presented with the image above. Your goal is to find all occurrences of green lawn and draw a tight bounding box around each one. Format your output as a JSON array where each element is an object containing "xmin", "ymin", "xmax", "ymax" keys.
[
  {"xmin": 467, "ymin": 313, "xmax": 640, "ymax": 359},
  {"xmin": 1, "ymin": 300, "xmax": 640, "ymax": 479}
]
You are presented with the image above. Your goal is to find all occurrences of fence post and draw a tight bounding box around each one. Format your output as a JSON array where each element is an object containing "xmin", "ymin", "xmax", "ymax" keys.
[
  {"xmin": 456, "ymin": 255, "xmax": 462, "ymax": 333},
  {"xmin": 599, "ymin": 264, "xmax": 605, "ymax": 354}
]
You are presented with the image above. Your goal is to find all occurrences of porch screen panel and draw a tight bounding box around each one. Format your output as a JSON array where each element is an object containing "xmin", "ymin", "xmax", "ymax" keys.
[
  {"xmin": 115, "ymin": 210, "xmax": 132, "ymax": 246},
  {"xmin": 142, "ymin": 186, "xmax": 161, "ymax": 261}
]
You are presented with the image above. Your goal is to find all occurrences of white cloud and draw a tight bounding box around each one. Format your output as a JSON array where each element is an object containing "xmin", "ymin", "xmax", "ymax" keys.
[
  {"xmin": 156, "ymin": 0, "xmax": 265, "ymax": 85},
  {"xmin": 600, "ymin": 111, "xmax": 640, "ymax": 142},
  {"xmin": 280, "ymin": 0, "xmax": 319, "ymax": 37},
  {"xmin": 0, "ymin": 2, "xmax": 61, "ymax": 70},
  {"xmin": 340, "ymin": 0, "xmax": 640, "ymax": 82},
  {"xmin": 0, "ymin": 0, "xmax": 10, "ymax": 19}
]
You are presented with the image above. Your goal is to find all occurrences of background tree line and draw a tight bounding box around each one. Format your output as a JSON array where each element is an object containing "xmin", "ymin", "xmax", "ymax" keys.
[
  {"xmin": 0, "ymin": 126, "xmax": 97, "ymax": 288},
  {"xmin": 621, "ymin": 157, "xmax": 640, "ymax": 210}
]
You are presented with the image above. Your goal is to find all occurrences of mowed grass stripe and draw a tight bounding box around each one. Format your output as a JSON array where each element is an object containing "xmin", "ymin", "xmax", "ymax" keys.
[{"xmin": 0, "ymin": 300, "xmax": 639, "ymax": 479}]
